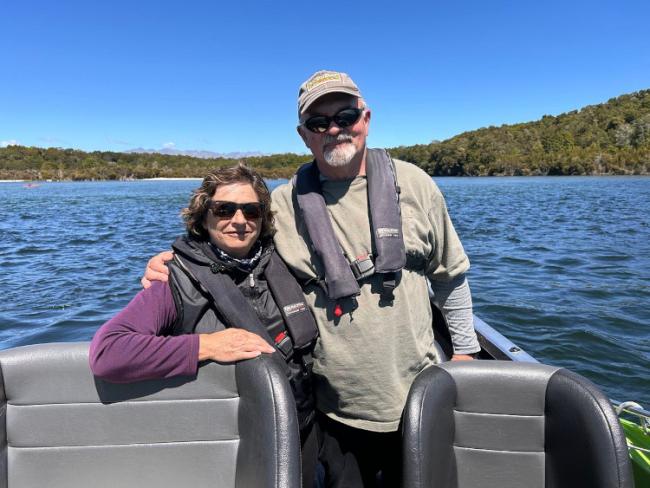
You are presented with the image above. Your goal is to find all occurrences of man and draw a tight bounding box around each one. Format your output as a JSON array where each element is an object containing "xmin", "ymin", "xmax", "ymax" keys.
[{"xmin": 144, "ymin": 70, "xmax": 480, "ymax": 487}]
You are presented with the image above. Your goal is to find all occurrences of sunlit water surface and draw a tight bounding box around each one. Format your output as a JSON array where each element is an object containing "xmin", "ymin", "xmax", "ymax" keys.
[{"xmin": 1, "ymin": 177, "xmax": 648, "ymax": 407}]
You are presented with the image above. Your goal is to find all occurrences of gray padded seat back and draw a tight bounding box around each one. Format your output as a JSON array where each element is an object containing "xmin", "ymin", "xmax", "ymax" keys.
[
  {"xmin": 402, "ymin": 361, "xmax": 633, "ymax": 488},
  {"xmin": 0, "ymin": 342, "xmax": 300, "ymax": 488}
]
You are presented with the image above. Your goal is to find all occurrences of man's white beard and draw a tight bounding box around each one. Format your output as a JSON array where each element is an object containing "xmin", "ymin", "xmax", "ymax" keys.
[{"xmin": 323, "ymin": 135, "xmax": 358, "ymax": 167}]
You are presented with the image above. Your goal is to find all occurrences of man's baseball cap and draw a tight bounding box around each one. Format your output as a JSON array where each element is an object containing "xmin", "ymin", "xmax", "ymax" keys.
[{"xmin": 298, "ymin": 70, "xmax": 362, "ymax": 118}]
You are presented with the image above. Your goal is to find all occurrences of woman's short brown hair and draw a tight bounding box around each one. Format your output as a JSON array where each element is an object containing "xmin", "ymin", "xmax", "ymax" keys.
[{"xmin": 181, "ymin": 163, "xmax": 275, "ymax": 241}]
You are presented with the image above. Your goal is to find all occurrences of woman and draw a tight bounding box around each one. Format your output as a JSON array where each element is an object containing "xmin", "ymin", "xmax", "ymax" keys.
[{"xmin": 90, "ymin": 163, "xmax": 319, "ymax": 486}]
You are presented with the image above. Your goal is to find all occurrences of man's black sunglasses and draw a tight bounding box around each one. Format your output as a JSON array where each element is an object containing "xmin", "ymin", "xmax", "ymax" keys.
[
  {"xmin": 208, "ymin": 201, "xmax": 265, "ymax": 219},
  {"xmin": 302, "ymin": 107, "xmax": 364, "ymax": 133}
]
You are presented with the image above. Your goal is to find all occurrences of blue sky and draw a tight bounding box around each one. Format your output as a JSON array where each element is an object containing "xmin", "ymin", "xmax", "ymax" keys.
[{"xmin": 1, "ymin": 0, "xmax": 649, "ymax": 154}]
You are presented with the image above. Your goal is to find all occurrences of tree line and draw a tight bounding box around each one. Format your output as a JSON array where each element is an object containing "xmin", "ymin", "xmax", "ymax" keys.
[
  {"xmin": 0, "ymin": 148, "xmax": 312, "ymax": 181},
  {"xmin": 389, "ymin": 89, "xmax": 650, "ymax": 176},
  {"xmin": 1, "ymin": 89, "xmax": 649, "ymax": 180}
]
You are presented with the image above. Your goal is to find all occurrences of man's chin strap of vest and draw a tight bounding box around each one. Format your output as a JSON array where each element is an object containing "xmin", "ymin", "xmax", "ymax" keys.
[{"xmin": 294, "ymin": 148, "xmax": 407, "ymax": 311}]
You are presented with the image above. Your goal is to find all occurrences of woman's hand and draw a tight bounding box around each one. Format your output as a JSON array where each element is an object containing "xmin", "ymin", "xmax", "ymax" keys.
[
  {"xmin": 141, "ymin": 251, "xmax": 174, "ymax": 289},
  {"xmin": 198, "ymin": 329, "xmax": 275, "ymax": 363}
]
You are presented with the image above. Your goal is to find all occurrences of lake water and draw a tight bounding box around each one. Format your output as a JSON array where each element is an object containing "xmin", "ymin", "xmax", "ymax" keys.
[{"xmin": 1, "ymin": 177, "xmax": 648, "ymax": 407}]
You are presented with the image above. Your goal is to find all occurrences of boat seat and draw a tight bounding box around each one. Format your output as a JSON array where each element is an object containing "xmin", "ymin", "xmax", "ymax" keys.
[
  {"xmin": 0, "ymin": 342, "xmax": 301, "ymax": 488},
  {"xmin": 402, "ymin": 361, "xmax": 633, "ymax": 488}
]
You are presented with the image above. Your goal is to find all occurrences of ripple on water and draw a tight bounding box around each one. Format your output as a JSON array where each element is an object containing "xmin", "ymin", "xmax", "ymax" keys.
[
  {"xmin": 542, "ymin": 256, "xmax": 586, "ymax": 267},
  {"xmin": 499, "ymin": 256, "xmax": 539, "ymax": 266},
  {"xmin": 67, "ymin": 238, "xmax": 101, "ymax": 245},
  {"xmin": 524, "ymin": 244, "xmax": 554, "ymax": 253},
  {"xmin": 592, "ymin": 254, "xmax": 632, "ymax": 263},
  {"xmin": 15, "ymin": 246, "xmax": 53, "ymax": 255},
  {"xmin": 572, "ymin": 287, "xmax": 611, "ymax": 300}
]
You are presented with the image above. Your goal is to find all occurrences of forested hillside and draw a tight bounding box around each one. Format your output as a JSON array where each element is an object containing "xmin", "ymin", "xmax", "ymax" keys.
[
  {"xmin": 0, "ymin": 147, "xmax": 310, "ymax": 180},
  {"xmin": 390, "ymin": 89, "xmax": 650, "ymax": 175},
  {"xmin": 2, "ymin": 89, "xmax": 649, "ymax": 180}
]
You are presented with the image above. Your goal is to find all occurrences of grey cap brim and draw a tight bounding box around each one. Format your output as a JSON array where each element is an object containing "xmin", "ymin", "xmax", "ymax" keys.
[{"xmin": 299, "ymin": 86, "xmax": 361, "ymax": 117}]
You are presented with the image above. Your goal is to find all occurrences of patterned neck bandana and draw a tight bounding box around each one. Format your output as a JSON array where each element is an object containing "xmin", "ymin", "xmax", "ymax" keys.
[{"xmin": 210, "ymin": 242, "xmax": 263, "ymax": 272}]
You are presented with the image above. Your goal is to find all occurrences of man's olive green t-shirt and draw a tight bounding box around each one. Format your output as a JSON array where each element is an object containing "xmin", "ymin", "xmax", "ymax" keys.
[{"xmin": 271, "ymin": 159, "xmax": 469, "ymax": 432}]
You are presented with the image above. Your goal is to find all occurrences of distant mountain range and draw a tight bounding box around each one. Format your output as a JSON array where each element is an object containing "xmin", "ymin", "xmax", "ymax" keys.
[{"xmin": 124, "ymin": 147, "xmax": 265, "ymax": 159}]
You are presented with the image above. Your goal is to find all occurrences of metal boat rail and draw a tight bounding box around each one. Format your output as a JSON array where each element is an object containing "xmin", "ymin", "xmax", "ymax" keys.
[{"xmin": 472, "ymin": 315, "xmax": 538, "ymax": 363}]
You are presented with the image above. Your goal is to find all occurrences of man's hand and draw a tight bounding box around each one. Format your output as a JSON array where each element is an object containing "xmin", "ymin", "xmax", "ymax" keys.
[
  {"xmin": 141, "ymin": 251, "xmax": 174, "ymax": 289},
  {"xmin": 198, "ymin": 329, "xmax": 275, "ymax": 362},
  {"xmin": 451, "ymin": 353, "xmax": 476, "ymax": 361}
]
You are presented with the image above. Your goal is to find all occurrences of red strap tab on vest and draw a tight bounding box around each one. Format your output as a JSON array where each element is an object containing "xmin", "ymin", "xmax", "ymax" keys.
[{"xmin": 274, "ymin": 331, "xmax": 287, "ymax": 344}]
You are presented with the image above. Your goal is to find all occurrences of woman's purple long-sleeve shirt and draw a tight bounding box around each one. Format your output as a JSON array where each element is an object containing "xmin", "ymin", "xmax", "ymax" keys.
[{"xmin": 89, "ymin": 281, "xmax": 200, "ymax": 382}]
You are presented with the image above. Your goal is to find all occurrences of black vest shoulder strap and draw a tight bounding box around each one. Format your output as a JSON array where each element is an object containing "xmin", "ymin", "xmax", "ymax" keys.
[
  {"xmin": 294, "ymin": 162, "xmax": 360, "ymax": 300},
  {"xmin": 293, "ymin": 148, "xmax": 406, "ymax": 300},
  {"xmin": 366, "ymin": 149, "xmax": 407, "ymax": 273},
  {"xmin": 265, "ymin": 251, "xmax": 319, "ymax": 350}
]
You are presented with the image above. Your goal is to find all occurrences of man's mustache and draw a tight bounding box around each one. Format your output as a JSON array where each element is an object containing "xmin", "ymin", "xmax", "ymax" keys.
[{"xmin": 323, "ymin": 134, "xmax": 354, "ymax": 146}]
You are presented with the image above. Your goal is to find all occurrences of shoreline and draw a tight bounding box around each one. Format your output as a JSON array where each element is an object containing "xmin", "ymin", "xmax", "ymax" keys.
[
  {"xmin": 142, "ymin": 177, "xmax": 202, "ymax": 181},
  {"xmin": 1, "ymin": 174, "xmax": 648, "ymax": 184}
]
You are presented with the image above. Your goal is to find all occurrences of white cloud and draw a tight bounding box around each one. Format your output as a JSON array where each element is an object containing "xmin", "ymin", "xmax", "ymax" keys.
[
  {"xmin": 0, "ymin": 140, "xmax": 19, "ymax": 148},
  {"xmin": 162, "ymin": 142, "xmax": 176, "ymax": 149}
]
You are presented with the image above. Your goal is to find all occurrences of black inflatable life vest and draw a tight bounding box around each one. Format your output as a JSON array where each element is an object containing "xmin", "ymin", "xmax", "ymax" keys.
[
  {"xmin": 293, "ymin": 148, "xmax": 407, "ymax": 301},
  {"xmin": 167, "ymin": 235, "xmax": 319, "ymax": 430}
]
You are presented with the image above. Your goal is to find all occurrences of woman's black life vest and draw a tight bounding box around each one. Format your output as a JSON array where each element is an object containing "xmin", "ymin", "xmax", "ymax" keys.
[{"xmin": 166, "ymin": 235, "xmax": 319, "ymax": 431}]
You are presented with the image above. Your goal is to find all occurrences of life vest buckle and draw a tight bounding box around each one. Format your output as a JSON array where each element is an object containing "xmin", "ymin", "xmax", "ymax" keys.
[
  {"xmin": 380, "ymin": 273, "xmax": 398, "ymax": 301},
  {"xmin": 350, "ymin": 254, "xmax": 375, "ymax": 281},
  {"xmin": 299, "ymin": 353, "xmax": 314, "ymax": 375},
  {"xmin": 274, "ymin": 331, "xmax": 294, "ymax": 359}
]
